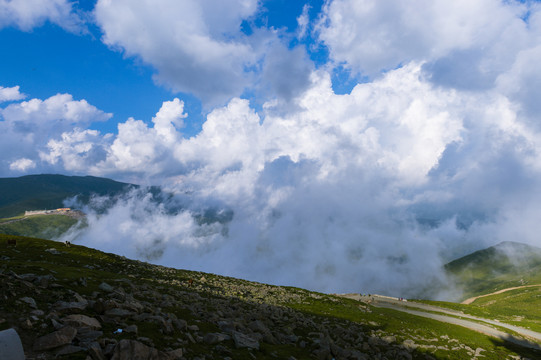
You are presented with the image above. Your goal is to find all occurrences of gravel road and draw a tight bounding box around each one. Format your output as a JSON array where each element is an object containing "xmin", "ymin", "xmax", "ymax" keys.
[
  {"xmin": 340, "ymin": 293, "xmax": 541, "ymax": 351},
  {"xmin": 461, "ymin": 285, "xmax": 541, "ymax": 304}
]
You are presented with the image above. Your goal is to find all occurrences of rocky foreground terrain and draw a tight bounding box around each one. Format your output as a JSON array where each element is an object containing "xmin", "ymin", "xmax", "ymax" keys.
[{"xmin": 0, "ymin": 235, "xmax": 538, "ymax": 359}]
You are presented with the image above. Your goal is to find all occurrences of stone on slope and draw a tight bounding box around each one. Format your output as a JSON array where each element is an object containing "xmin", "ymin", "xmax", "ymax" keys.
[
  {"xmin": 62, "ymin": 314, "xmax": 102, "ymax": 330},
  {"xmin": 19, "ymin": 296, "xmax": 37, "ymax": 309},
  {"xmin": 87, "ymin": 342, "xmax": 107, "ymax": 360},
  {"xmin": 104, "ymin": 308, "xmax": 133, "ymax": 317},
  {"xmin": 54, "ymin": 300, "xmax": 87, "ymax": 313},
  {"xmin": 165, "ymin": 348, "xmax": 183, "ymax": 359},
  {"xmin": 76, "ymin": 327, "xmax": 103, "ymax": 342},
  {"xmin": 98, "ymin": 282, "xmax": 114, "ymax": 293},
  {"xmin": 232, "ymin": 331, "xmax": 260, "ymax": 350},
  {"xmin": 111, "ymin": 339, "xmax": 161, "ymax": 360},
  {"xmin": 203, "ymin": 332, "xmax": 230, "ymax": 345},
  {"xmin": 33, "ymin": 326, "xmax": 77, "ymax": 351},
  {"xmin": 55, "ymin": 344, "xmax": 85, "ymax": 356}
]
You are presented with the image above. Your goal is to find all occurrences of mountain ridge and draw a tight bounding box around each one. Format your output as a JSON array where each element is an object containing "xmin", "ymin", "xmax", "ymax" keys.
[
  {"xmin": 445, "ymin": 240, "xmax": 541, "ymax": 300},
  {"xmin": 0, "ymin": 174, "xmax": 136, "ymax": 218}
]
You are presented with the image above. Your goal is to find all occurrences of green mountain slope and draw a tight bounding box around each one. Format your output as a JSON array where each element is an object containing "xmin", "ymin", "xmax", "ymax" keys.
[
  {"xmin": 0, "ymin": 214, "xmax": 82, "ymax": 239},
  {"xmin": 445, "ymin": 241, "xmax": 541, "ymax": 299},
  {"xmin": 413, "ymin": 242, "xmax": 541, "ymax": 335},
  {"xmin": 0, "ymin": 174, "xmax": 135, "ymax": 218},
  {"xmin": 1, "ymin": 234, "xmax": 540, "ymax": 359}
]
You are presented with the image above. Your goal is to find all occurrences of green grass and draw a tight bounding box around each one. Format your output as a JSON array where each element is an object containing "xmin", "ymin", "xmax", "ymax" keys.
[
  {"xmin": 2, "ymin": 234, "xmax": 541, "ymax": 359},
  {"xmin": 0, "ymin": 215, "xmax": 25, "ymax": 222},
  {"xmin": 0, "ymin": 214, "xmax": 81, "ymax": 239},
  {"xmin": 445, "ymin": 241, "xmax": 541, "ymax": 300},
  {"xmin": 417, "ymin": 286, "xmax": 541, "ymax": 333}
]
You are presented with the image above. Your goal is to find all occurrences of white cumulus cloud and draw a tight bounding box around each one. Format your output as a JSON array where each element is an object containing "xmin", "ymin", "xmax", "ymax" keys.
[
  {"xmin": 316, "ymin": 0, "xmax": 536, "ymax": 89},
  {"xmin": 0, "ymin": 85, "xmax": 25, "ymax": 102},
  {"xmin": 9, "ymin": 158, "xmax": 35, "ymax": 172},
  {"xmin": 0, "ymin": 0, "xmax": 84, "ymax": 32},
  {"xmin": 94, "ymin": 0, "xmax": 314, "ymax": 106},
  {"xmin": 0, "ymin": 90, "xmax": 112, "ymax": 175}
]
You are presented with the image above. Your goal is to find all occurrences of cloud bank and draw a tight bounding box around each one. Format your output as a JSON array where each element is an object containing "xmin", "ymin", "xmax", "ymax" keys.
[
  {"xmin": 50, "ymin": 64, "xmax": 541, "ymax": 298},
  {"xmin": 2, "ymin": 0, "xmax": 541, "ymax": 298}
]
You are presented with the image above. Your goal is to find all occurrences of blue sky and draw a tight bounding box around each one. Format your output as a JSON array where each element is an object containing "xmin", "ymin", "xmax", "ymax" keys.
[
  {"xmin": 2, "ymin": 0, "xmax": 541, "ymax": 294},
  {"xmin": 1, "ymin": 0, "xmax": 326, "ymax": 136}
]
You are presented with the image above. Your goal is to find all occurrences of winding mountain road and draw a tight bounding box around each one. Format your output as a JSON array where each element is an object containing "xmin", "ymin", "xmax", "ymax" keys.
[
  {"xmin": 339, "ymin": 294, "xmax": 541, "ymax": 351},
  {"xmin": 461, "ymin": 285, "xmax": 541, "ymax": 304}
]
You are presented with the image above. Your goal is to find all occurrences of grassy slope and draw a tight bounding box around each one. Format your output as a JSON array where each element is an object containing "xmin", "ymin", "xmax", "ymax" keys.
[
  {"xmin": 0, "ymin": 174, "xmax": 135, "ymax": 218},
  {"xmin": 410, "ymin": 241, "xmax": 541, "ymax": 334},
  {"xmin": 417, "ymin": 286, "xmax": 541, "ymax": 334},
  {"xmin": 445, "ymin": 241, "xmax": 541, "ymax": 299},
  {"xmin": 0, "ymin": 214, "xmax": 80, "ymax": 239},
  {"xmin": 1, "ymin": 234, "xmax": 539, "ymax": 359}
]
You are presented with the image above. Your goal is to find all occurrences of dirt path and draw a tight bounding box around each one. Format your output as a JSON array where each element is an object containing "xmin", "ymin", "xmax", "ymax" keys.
[
  {"xmin": 461, "ymin": 285, "xmax": 541, "ymax": 304},
  {"xmin": 0, "ymin": 217, "xmax": 28, "ymax": 225},
  {"xmin": 339, "ymin": 294, "xmax": 541, "ymax": 350}
]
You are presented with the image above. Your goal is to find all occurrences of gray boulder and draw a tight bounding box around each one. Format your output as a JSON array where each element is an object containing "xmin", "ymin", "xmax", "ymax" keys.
[
  {"xmin": 54, "ymin": 300, "xmax": 87, "ymax": 313},
  {"xmin": 98, "ymin": 282, "xmax": 114, "ymax": 293},
  {"xmin": 232, "ymin": 331, "xmax": 260, "ymax": 350},
  {"xmin": 33, "ymin": 326, "xmax": 77, "ymax": 351},
  {"xmin": 19, "ymin": 296, "xmax": 37, "ymax": 308},
  {"xmin": 203, "ymin": 332, "xmax": 229, "ymax": 345},
  {"xmin": 62, "ymin": 314, "xmax": 102, "ymax": 330},
  {"xmin": 111, "ymin": 339, "xmax": 161, "ymax": 360},
  {"xmin": 87, "ymin": 341, "xmax": 107, "ymax": 360}
]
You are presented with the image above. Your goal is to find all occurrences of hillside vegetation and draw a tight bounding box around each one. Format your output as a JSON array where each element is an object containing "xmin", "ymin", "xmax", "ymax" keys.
[
  {"xmin": 445, "ymin": 241, "xmax": 541, "ymax": 299},
  {"xmin": 408, "ymin": 241, "xmax": 541, "ymax": 338},
  {"xmin": 0, "ymin": 214, "xmax": 82, "ymax": 239},
  {"xmin": 0, "ymin": 174, "xmax": 135, "ymax": 218},
  {"xmin": 1, "ymin": 234, "xmax": 540, "ymax": 359}
]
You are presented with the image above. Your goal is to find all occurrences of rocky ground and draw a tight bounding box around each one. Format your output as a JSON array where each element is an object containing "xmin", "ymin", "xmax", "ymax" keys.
[{"xmin": 0, "ymin": 235, "xmax": 537, "ymax": 359}]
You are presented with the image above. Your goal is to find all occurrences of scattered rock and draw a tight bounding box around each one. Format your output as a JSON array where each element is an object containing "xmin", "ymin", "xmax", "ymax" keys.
[
  {"xmin": 166, "ymin": 348, "xmax": 183, "ymax": 359},
  {"xmin": 382, "ymin": 335, "xmax": 396, "ymax": 343},
  {"xmin": 55, "ymin": 344, "xmax": 85, "ymax": 356},
  {"xmin": 99, "ymin": 282, "xmax": 114, "ymax": 293},
  {"xmin": 203, "ymin": 332, "xmax": 229, "ymax": 345},
  {"xmin": 33, "ymin": 326, "xmax": 77, "ymax": 351},
  {"xmin": 19, "ymin": 296, "xmax": 37, "ymax": 308},
  {"xmin": 125, "ymin": 324, "xmax": 138, "ymax": 334},
  {"xmin": 76, "ymin": 327, "xmax": 103, "ymax": 342},
  {"xmin": 30, "ymin": 309, "xmax": 45, "ymax": 317},
  {"xmin": 403, "ymin": 339, "xmax": 417, "ymax": 350},
  {"xmin": 54, "ymin": 300, "xmax": 87, "ymax": 313},
  {"xmin": 105, "ymin": 308, "xmax": 133, "ymax": 317},
  {"xmin": 172, "ymin": 318, "xmax": 187, "ymax": 331},
  {"xmin": 111, "ymin": 339, "xmax": 161, "ymax": 360},
  {"xmin": 232, "ymin": 331, "xmax": 260, "ymax": 350},
  {"xmin": 88, "ymin": 342, "xmax": 107, "ymax": 360},
  {"xmin": 474, "ymin": 347, "xmax": 485, "ymax": 357},
  {"xmin": 20, "ymin": 319, "xmax": 33, "ymax": 330},
  {"xmin": 62, "ymin": 314, "xmax": 102, "ymax": 330}
]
